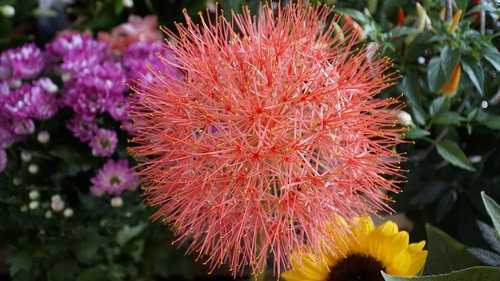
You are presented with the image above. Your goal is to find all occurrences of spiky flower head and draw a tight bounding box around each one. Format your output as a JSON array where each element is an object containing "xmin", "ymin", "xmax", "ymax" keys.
[{"xmin": 129, "ymin": 1, "xmax": 405, "ymax": 277}]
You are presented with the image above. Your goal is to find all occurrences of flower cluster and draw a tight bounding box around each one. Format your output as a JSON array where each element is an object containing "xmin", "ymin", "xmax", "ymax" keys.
[{"xmin": 0, "ymin": 16, "xmax": 176, "ymax": 191}]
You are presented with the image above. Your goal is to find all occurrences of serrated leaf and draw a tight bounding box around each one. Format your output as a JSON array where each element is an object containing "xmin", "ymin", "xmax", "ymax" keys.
[
  {"xmin": 481, "ymin": 192, "xmax": 500, "ymax": 236},
  {"xmin": 7, "ymin": 251, "xmax": 32, "ymax": 276},
  {"xmin": 434, "ymin": 112, "xmax": 465, "ymax": 125},
  {"xmin": 424, "ymin": 224, "xmax": 480, "ymax": 275},
  {"xmin": 467, "ymin": 248, "xmax": 500, "ymax": 267},
  {"xmin": 477, "ymin": 221, "xmax": 500, "ymax": 254},
  {"xmin": 436, "ymin": 139, "xmax": 475, "ymax": 171},
  {"xmin": 428, "ymin": 57, "xmax": 447, "ymax": 92},
  {"xmin": 429, "ymin": 96, "xmax": 449, "ymax": 116},
  {"xmin": 383, "ymin": 266, "xmax": 500, "ymax": 281},
  {"xmin": 462, "ymin": 56, "xmax": 484, "ymax": 96},
  {"xmin": 440, "ymin": 46, "xmax": 461, "ymax": 81}
]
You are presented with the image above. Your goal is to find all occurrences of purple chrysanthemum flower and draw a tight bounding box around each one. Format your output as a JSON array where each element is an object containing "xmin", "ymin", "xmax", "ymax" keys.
[
  {"xmin": 107, "ymin": 96, "xmax": 129, "ymax": 121},
  {"xmin": 62, "ymin": 62, "xmax": 126, "ymax": 115},
  {"xmin": 123, "ymin": 41, "xmax": 179, "ymax": 83},
  {"xmin": 66, "ymin": 114, "xmax": 98, "ymax": 142},
  {"xmin": 90, "ymin": 159, "xmax": 139, "ymax": 196},
  {"xmin": 0, "ymin": 43, "xmax": 44, "ymax": 81},
  {"xmin": 45, "ymin": 32, "xmax": 107, "ymax": 64},
  {"xmin": 0, "ymin": 149, "xmax": 6, "ymax": 173},
  {"xmin": 89, "ymin": 128, "xmax": 118, "ymax": 157},
  {"xmin": 3, "ymin": 81, "xmax": 59, "ymax": 120}
]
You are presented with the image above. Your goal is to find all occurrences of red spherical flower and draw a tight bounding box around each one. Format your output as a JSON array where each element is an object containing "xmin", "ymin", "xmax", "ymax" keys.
[{"xmin": 129, "ymin": 2, "xmax": 405, "ymax": 277}]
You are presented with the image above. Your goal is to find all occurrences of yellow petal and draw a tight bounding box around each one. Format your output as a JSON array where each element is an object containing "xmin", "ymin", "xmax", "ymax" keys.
[
  {"xmin": 407, "ymin": 250, "xmax": 428, "ymax": 276},
  {"xmin": 386, "ymin": 250, "xmax": 411, "ymax": 276}
]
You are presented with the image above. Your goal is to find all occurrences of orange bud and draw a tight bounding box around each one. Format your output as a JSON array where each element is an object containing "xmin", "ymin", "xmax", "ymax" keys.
[
  {"xmin": 396, "ymin": 7, "xmax": 405, "ymax": 26},
  {"xmin": 439, "ymin": 64, "xmax": 461, "ymax": 96},
  {"xmin": 449, "ymin": 10, "xmax": 462, "ymax": 33}
]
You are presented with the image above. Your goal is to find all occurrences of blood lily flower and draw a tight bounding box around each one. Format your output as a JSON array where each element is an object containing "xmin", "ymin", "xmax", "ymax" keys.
[{"xmin": 129, "ymin": 1, "xmax": 405, "ymax": 277}]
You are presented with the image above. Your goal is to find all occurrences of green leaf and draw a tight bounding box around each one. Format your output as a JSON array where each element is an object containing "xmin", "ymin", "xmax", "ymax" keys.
[
  {"xmin": 404, "ymin": 127, "xmax": 431, "ymax": 140},
  {"xmin": 434, "ymin": 112, "xmax": 465, "ymax": 125},
  {"xmin": 436, "ymin": 139, "xmax": 475, "ymax": 171},
  {"xmin": 114, "ymin": 0, "xmax": 124, "ymax": 14},
  {"xmin": 382, "ymin": 266, "xmax": 500, "ymax": 281},
  {"xmin": 7, "ymin": 251, "xmax": 32, "ymax": 276},
  {"xmin": 429, "ymin": 96, "xmax": 449, "ymax": 117},
  {"xmin": 428, "ymin": 57, "xmax": 447, "ymax": 92},
  {"xmin": 461, "ymin": 56, "xmax": 484, "ymax": 96},
  {"xmin": 440, "ymin": 46, "xmax": 461, "ymax": 81},
  {"xmin": 116, "ymin": 223, "xmax": 147, "ymax": 246},
  {"xmin": 455, "ymin": 0, "xmax": 468, "ymax": 12},
  {"xmin": 436, "ymin": 190, "xmax": 458, "ymax": 222},
  {"xmin": 481, "ymin": 192, "xmax": 500, "ymax": 236},
  {"xmin": 424, "ymin": 224, "xmax": 481, "ymax": 275},
  {"xmin": 483, "ymin": 46, "xmax": 500, "ymax": 71},
  {"xmin": 76, "ymin": 267, "xmax": 107, "ymax": 281},
  {"xmin": 388, "ymin": 26, "xmax": 417, "ymax": 38},
  {"xmin": 412, "ymin": 105, "xmax": 428, "ymax": 126},
  {"xmin": 481, "ymin": 115, "xmax": 500, "ymax": 130},
  {"xmin": 334, "ymin": 8, "xmax": 369, "ymax": 24},
  {"xmin": 73, "ymin": 239, "xmax": 105, "ymax": 264},
  {"xmin": 51, "ymin": 259, "xmax": 80, "ymax": 281}
]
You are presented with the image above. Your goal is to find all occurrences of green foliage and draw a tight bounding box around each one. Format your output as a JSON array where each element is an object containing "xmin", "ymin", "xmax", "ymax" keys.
[{"xmin": 382, "ymin": 266, "xmax": 500, "ymax": 281}]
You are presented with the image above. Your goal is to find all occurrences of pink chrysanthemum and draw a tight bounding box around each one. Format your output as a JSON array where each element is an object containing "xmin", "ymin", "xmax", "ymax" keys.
[{"xmin": 129, "ymin": 2, "xmax": 405, "ymax": 277}]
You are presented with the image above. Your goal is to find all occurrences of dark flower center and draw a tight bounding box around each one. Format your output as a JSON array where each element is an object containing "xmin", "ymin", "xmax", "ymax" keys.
[
  {"xmin": 100, "ymin": 138, "xmax": 110, "ymax": 148},
  {"xmin": 109, "ymin": 176, "xmax": 121, "ymax": 185},
  {"xmin": 328, "ymin": 253, "xmax": 386, "ymax": 281}
]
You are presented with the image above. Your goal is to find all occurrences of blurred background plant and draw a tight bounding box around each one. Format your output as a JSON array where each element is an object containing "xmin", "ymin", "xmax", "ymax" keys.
[{"xmin": 0, "ymin": 0, "xmax": 499, "ymax": 280}]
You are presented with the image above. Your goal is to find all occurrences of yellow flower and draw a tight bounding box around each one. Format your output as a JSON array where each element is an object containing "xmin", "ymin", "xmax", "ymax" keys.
[{"xmin": 281, "ymin": 217, "xmax": 427, "ymax": 281}]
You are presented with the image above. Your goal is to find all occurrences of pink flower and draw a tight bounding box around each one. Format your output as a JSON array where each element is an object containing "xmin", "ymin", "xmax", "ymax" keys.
[
  {"xmin": 90, "ymin": 159, "xmax": 139, "ymax": 196},
  {"xmin": 129, "ymin": 2, "xmax": 405, "ymax": 277},
  {"xmin": 97, "ymin": 15, "xmax": 163, "ymax": 56}
]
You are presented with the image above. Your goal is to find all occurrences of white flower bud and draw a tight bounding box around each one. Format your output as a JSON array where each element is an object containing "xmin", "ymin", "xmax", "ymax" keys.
[
  {"xmin": 45, "ymin": 210, "xmax": 53, "ymax": 219},
  {"xmin": 37, "ymin": 131, "xmax": 50, "ymax": 144},
  {"xmin": 123, "ymin": 0, "xmax": 134, "ymax": 8},
  {"xmin": 20, "ymin": 151, "xmax": 32, "ymax": 162},
  {"xmin": 110, "ymin": 196, "xmax": 123, "ymax": 208},
  {"xmin": 28, "ymin": 163, "xmax": 39, "ymax": 174},
  {"xmin": 51, "ymin": 199, "xmax": 64, "ymax": 212},
  {"xmin": 397, "ymin": 111, "xmax": 413, "ymax": 126},
  {"xmin": 13, "ymin": 177, "xmax": 22, "ymax": 186},
  {"xmin": 29, "ymin": 190, "xmax": 40, "ymax": 200},
  {"xmin": 51, "ymin": 194, "xmax": 61, "ymax": 202},
  {"xmin": 20, "ymin": 205, "xmax": 28, "ymax": 212},
  {"xmin": 1, "ymin": 5, "xmax": 15, "ymax": 17},
  {"xmin": 63, "ymin": 208, "xmax": 74, "ymax": 218},
  {"xmin": 29, "ymin": 201, "xmax": 39, "ymax": 210}
]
